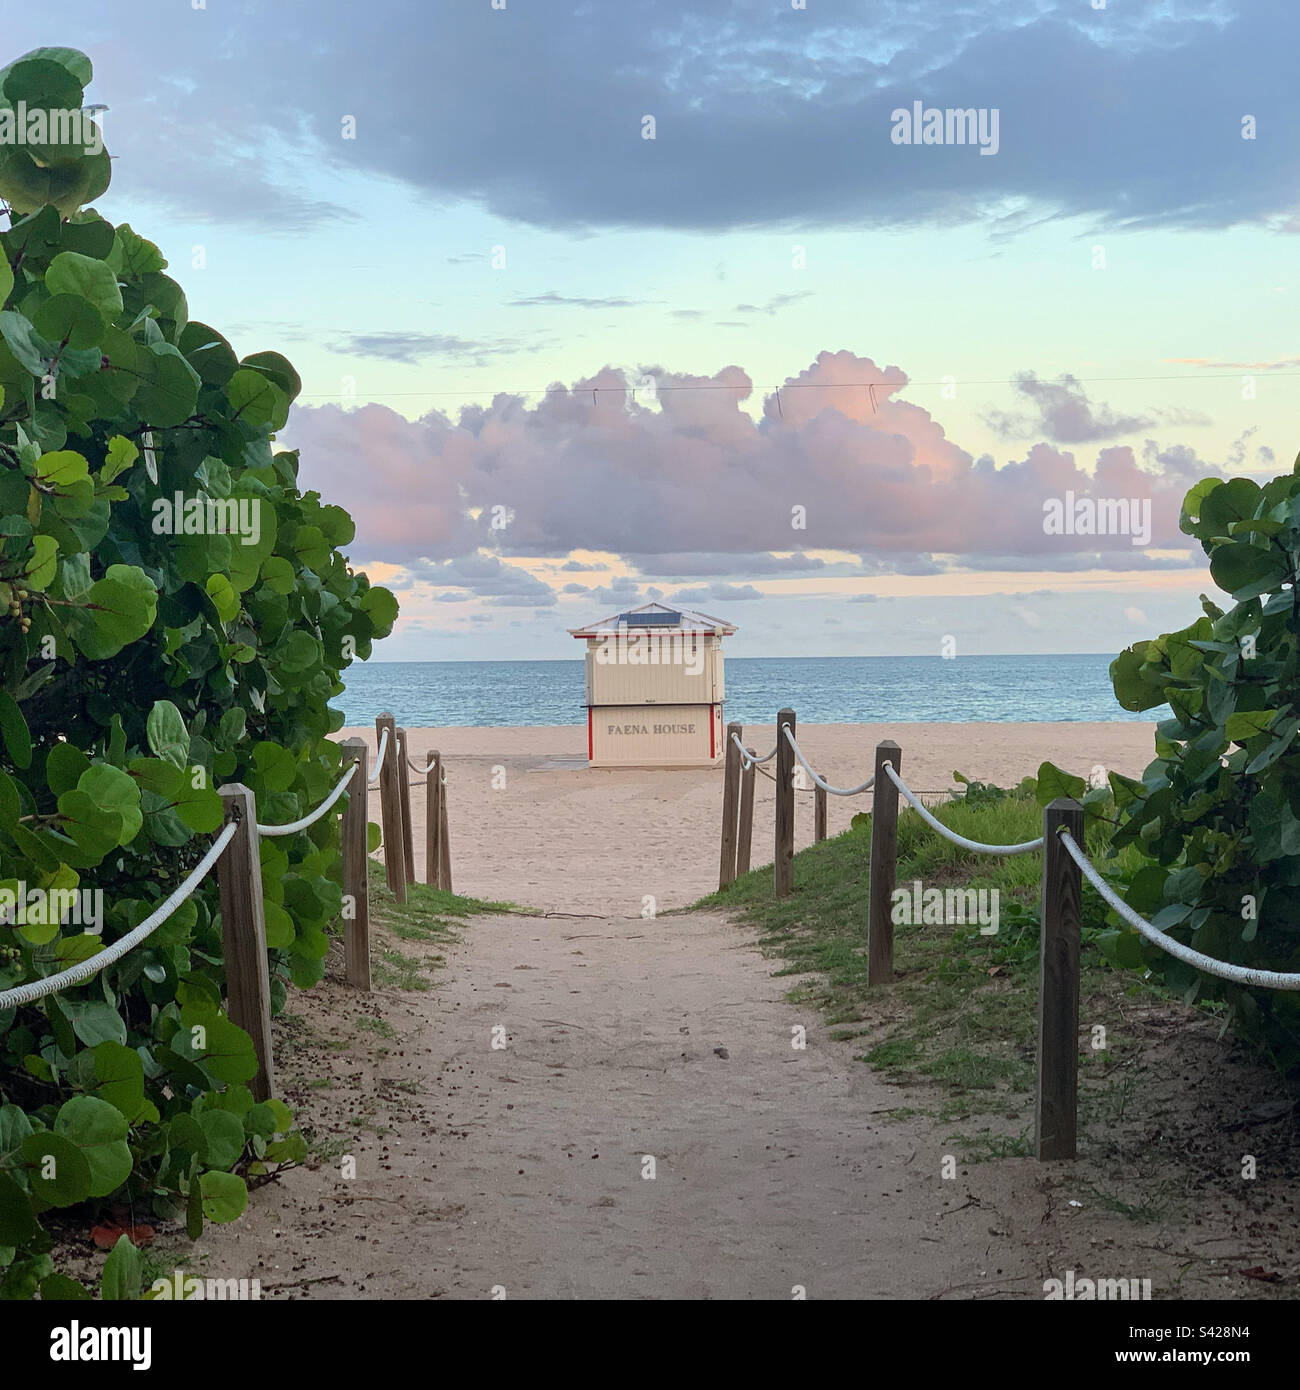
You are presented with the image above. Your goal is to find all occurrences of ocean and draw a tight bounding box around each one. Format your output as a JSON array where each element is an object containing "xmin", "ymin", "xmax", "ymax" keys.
[{"xmin": 337, "ymin": 654, "xmax": 1165, "ymax": 728}]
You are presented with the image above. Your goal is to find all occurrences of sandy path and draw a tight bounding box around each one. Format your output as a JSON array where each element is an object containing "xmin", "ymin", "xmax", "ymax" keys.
[
  {"xmin": 194, "ymin": 906, "xmax": 1033, "ymax": 1299},
  {"xmin": 194, "ymin": 897, "xmax": 1297, "ymax": 1300},
  {"xmin": 341, "ymin": 721, "xmax": 1156, "ymax": 913}
]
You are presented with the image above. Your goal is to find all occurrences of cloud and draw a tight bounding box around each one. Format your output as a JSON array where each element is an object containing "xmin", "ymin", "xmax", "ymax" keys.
[
  {"xmin": 36, "ymin": 0, "xmax": 1300, "ymax": 237},
  {"xmin": 509, "ymin": 293, "xmax": 648, "ymax": 309},
  {"xmin": 285, "ymin": 350, "xmax": 1223, "ymax": 574},
  {"xmin": 669, "ymin": 584, "xmax": 763, "ymax": 603},
  {"xmin": 1167, "ymin": 356, "xmax": 1300, "ymax": 371},
  {"xmin": 983, "ymin": 372, "xmax": 1155, "ymax": 444},
  {"xmin": 330, "ymin": 332, "xmax": 521, "ymax": 365},
  {"xmin": 402, "ymin": 553, "xmax": 556, "ymax": 605},
  {"xmin": 732, "ymin": 292, "xmax": 813, "ymax": 316},
  {"xmin": 628, "ymin": 552, "xmax": 827, "ymax": 577}
]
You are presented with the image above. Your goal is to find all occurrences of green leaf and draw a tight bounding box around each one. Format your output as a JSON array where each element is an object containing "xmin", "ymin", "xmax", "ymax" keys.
[
  {"xmin": 199, "ymin": 1170, "xmax": 248, "ymax": 1223},
  {"xmin": 62, "ymin": 1000, "xmax": 128, "ymax": 1049},
  {"xmin": 206, "ymin": 572, "xmax": 239, "ymax": 622},
  {"xmin": 0, "ymin": 309, "xmax": 49, "ymax": 375},
  {"xmin": 53, "ymin": 1096, "xmax": 132, "ymax": 1197},
  {"xmin": 260, "ymin": 555, "xmax": 295, "ymax": 595},
  {"xmin": 108, "ymin": 223, "xmax": 165, "ymax": 277},
  {"xmin": 146, "ymin": 699, "xmax": 190, "ymax": 769},
  {"xmin": 177, "ymin": 1005, "xmax": 258, "ymax": 1084},
  {"xmin": 197, "ymin": 1109, "xmax": 245, "ymax": 1171},
  {"xmin": 186, "ymin": 1178, "xmax": 204, "ymax": 1241},
  {"xmin": 1225, "ymin": 709, "xmax": 1277, "ymax": 742},
  {"xmin": 22, "ymin": 1131, "xmax": 92, "ymax": 1206},
  {"xmin": 359, "ymin": 586, "xmax": 399, "ymax": 633},
  {"xmin": 0, "ymin": 1172, "xmax": 35, "ymax": 1245},
  {"xmin": 45, "ymin": 251, "xmax": 123, "ymax": 321},
  {"xmin": 25, "ymin": 534, "xmax": 58, "ymax": 590},
  {"xmin": 40, "ymin": 1273, "xmax": 92, "ymax": 1300},
  {"xmin": 101, "ymin": 1234, "xmax": 142, "ymax": 1301},
  {"xmin": 179, "ymin": 321, "xmax": 238, "ymax": 386},
  {"xmin": 77, "ymin": 563, "xmax": 157, "ymax": 660},
  {"xmin": 226, "ymin": 368, "xmax": 288, "ymax": 430},
  {"xmin": 132, "ymin": 342, "xmax": 200, "ymax": 428},
  {"xmin": 2, "ymin": 57, "xmax": 83, "ymax": 111},
  {"xmin": 0, "ymin": 691, "xmax": 32, "ymax": 768},
  {"xmin": 58, "ymin": 763, "xmax": 142, "ymax": 850},
  {"xmin": 33, "ymin": 293, "xmax": 104, "ymax": 350},
  {"xmin": 1034, "ymin": 761, "xmax": 1086, "ymax": 806},
  {"xmin": 262, "ymin": 900, "xmax": 294, "ymax": 949},
  {"xmin": 172, "ymin": 778, "xmax": 223, "ymax": 833},
  {"xmin": 100, "ymin": 434, "xmax": 138, "ymax": 484},
  {"xmin": 251, "ymin": 740, "xmax": 297, "ymax": 793},
  {"xmin": 240, "ymin": 350, "xmax": 301, "ymax": 403},
  {"xmin": 1208, "ymin": 542, "xmax": 1283, "ymax": 600},
  {"xmin": 92, "ymin": 1041, "xmax": 146, "ymax": 1122}
]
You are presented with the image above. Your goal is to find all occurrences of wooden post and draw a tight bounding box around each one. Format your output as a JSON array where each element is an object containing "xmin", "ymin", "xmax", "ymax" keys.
[
  {"xmin": 216, "ymin": 784, "xmax": 275, "ymax": 1101},
  {"xmin": 774, "ymin": 708, "xmax": 796, "ymax": 897},
  {"xmin": 439, "ymin": 768, "xmax": 453, "ymax": 893},
  {"xmin": 426, "ymin": 751, "xmax": 442, "ymax": 887},
  {"xmin": 1036, "ymin": 798, "xmax": 1084, "ymax": 1161},
  {"xmin": 374, "ymin": 713, "xmax": 405, "ymax": 904},
  {"xmin": 339, "ymin": 739, "xmax": 371, "ymax": 991},
  {"xmin": 815, "ymin": 784, "xmax": 828, "ymax": 842},
  {"xmin": 396, "ymin": 727, "xmax": 416, "ymax": 886},
  {"xmin": 867, "ymin": 741, "xmax": 901, "ymax": 986},
  {"xmin": 719, "ymin": 721, "xmax": 743, "ymax": 889},
  {"xmin": 736, "ymin": 755, "xmax": 756, "ymax": 876}
]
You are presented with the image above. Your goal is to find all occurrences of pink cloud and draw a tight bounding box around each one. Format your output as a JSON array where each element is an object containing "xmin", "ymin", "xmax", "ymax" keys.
[{"xmin": 284, "ymin": 351, "xmax": 1219, "ymax": 570}]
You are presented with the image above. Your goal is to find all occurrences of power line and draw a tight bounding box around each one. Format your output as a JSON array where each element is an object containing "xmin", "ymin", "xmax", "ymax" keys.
[{"xmin": 296, "ymin": 369, "xmax": 1300, "ymax": 404}]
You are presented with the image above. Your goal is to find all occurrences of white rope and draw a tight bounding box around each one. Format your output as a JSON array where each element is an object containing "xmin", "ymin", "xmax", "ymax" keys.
[
  {"xmin": 883, "ymin": 763, "xmax": 1044, "ymax": 856},
  {"xmin": 408, "ymin": 754, "xmax": 438, "ymax": 775},
  {"xmin": 780, "ymin": 725, "xmax": 875, "ymax": 796},
  {"xmin": 1057, "ymin": 830, "xmax": 1300, "ymax": 990},
  {"xmin": 731, "ymin": 732, "xmax": 777, "ymax": 768},
  {"xmin": 0, "ymin": 822, "xmax": 239, "ymax": 1010},
  {"xmin": 367, "ymin": 727, "xmax": 390, "ymax": 786},
  {"xmin": 255, "ymin": 761, "xmax": 357, "ymax": 837}
]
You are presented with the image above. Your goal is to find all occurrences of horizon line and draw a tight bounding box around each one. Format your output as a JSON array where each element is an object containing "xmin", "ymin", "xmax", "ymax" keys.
[{"xmin": 353, "ymin": 650, "xmax": 1123, "ymax": 664}]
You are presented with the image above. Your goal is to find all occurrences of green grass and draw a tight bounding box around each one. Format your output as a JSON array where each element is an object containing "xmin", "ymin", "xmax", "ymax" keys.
[
  {"xmin": 697, "ymin": 792, "xmax": 1159, "ymax": 1140},
  {"xmin": 355, "ymin": 861, "xmax": 519, "ymax": 988}
]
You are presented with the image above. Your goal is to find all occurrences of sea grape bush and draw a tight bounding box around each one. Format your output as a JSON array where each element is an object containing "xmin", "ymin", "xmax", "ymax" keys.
[
  {"xmin": 0, "ymin": 47, "xmax": 397, "ymax": 1296},
  {"xmin": 1046, "ymin": 463, "xmax": 1300, "ymax": 1064}
]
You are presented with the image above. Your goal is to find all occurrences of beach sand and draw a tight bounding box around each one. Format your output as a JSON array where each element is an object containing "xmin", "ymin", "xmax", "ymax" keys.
[{"xmin": 342, "ymin": 721, "xmax": 1157, "ymax": 914}]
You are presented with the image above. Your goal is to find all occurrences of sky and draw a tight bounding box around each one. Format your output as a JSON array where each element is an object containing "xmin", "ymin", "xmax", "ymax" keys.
[{"xmin": 16, "ymin": 0, "xmax": 1300, "ymax": 659}]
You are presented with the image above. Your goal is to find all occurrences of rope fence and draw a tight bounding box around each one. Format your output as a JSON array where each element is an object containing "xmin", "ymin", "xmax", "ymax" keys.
[
  {"xmin": 0, "ymin": 709, "xmax": 456, "ymax": 1104},
  {"xmin": 882, "ymin": 762, "xmax": 1043, "ymax": 855},
  {"xmin": 716, "ymin": 705, "xmax": 1300, "ymax": 1162},
  {"xmin": 255, "ymin": 760, "xmax": 358, "ymax": 837},
  {"xmin": 366, "ymin": 725, "xmax": 389, "ymax": 786},
  {"xmin": 0, "ymin": 822, "xmax": 239, "ymax": 1011},
  {"xmin": 1058, "ymin": 830, "xmax": 1300, "ymax": 991}
]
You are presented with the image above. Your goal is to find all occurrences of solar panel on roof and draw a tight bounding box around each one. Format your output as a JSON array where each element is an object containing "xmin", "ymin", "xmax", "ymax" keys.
[{"xmin": 617, "ymin": 610, "xmax": 681, "ymax": 626}]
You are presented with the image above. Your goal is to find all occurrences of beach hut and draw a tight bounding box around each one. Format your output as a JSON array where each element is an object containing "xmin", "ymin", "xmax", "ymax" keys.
[{"xmin": 568, "ymin": 602, "xmax": 738, "ymax": 767}]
